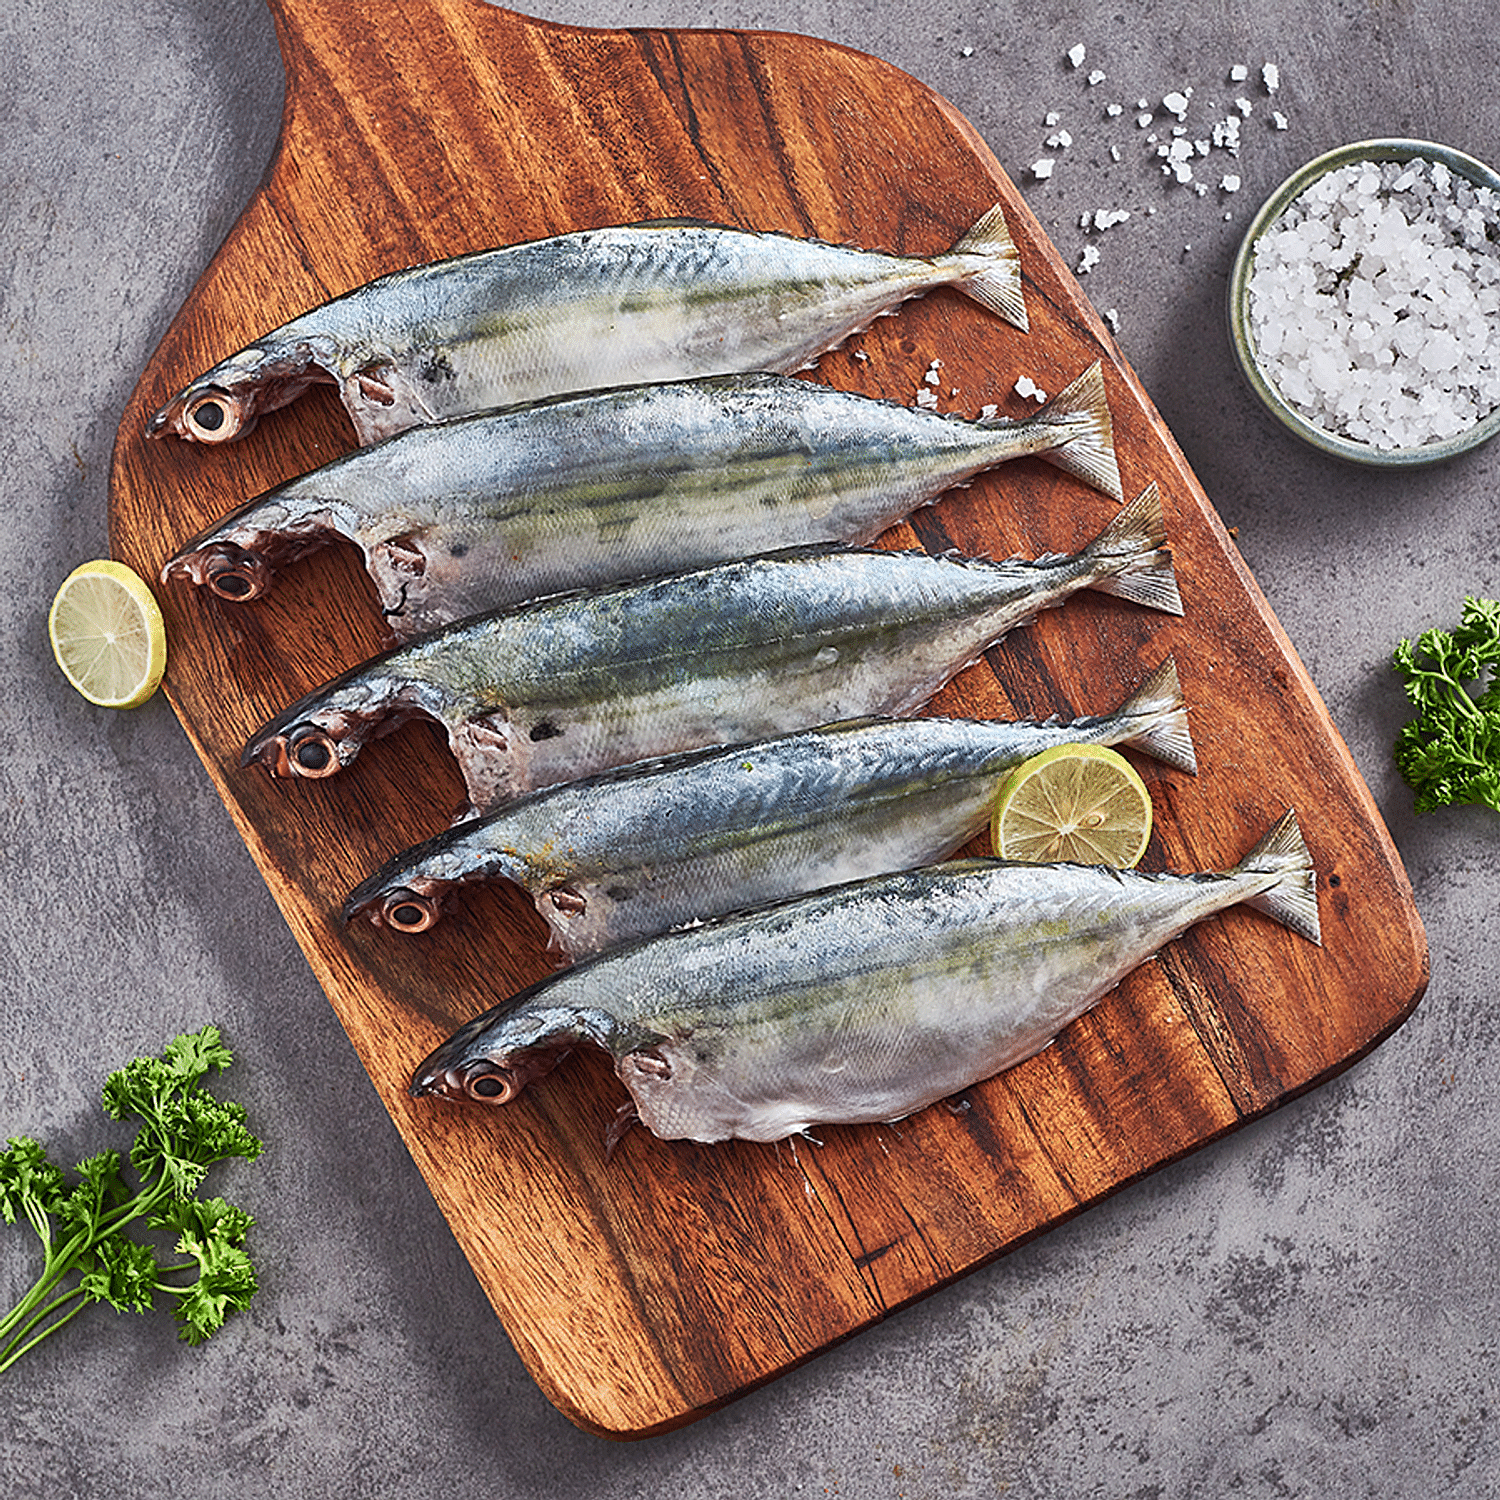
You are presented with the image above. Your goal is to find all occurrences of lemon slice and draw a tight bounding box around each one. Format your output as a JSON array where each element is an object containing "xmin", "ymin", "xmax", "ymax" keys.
[
  {"xmin": 48, "ymin": 560, "xmax": 168, "ymax": 708},
  {"xmin": 991, "ymin": 743, "xmax": 1153, "ymax": 867}
]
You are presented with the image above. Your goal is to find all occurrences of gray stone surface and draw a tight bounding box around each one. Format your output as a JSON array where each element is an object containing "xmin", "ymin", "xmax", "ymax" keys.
[{"xmin": 3, "ymin": 0, "xmax": 1497, "ymax": 1493}]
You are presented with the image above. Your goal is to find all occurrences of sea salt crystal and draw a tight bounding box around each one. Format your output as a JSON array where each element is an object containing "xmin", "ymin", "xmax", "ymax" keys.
[
  {"xmin": 1246, "ymin": 155, "xmax": 1500, "ymax": 448},
  {"xmin": 1229, "ymin": 64, "xmax": 1249, "ymax": 82},
  {"xmin": 1262, "ymin": 63, "xmax": 1280, "ymax": 93},
  {"xmin": 1077, "ymin": 245, "xmax": 1102, "ymax": 274},
  {"xmin": 1163, "ymin": 90, "xmax": 1192, "ymax": 119},
  {"xmin": 1068, "ymin": 43, "xmax": 1087, "ymax": 68},
  {"xmin": 1088, "ymin": 69, "xmax": 1106, "ymax": 86},
  {"xmin": 915, "ymin": 387, "xmax": 940, "ymax": 409},
  {"xmin": 1030, "ymin": 158, "xmax": 1056, "ymax": 180},
  {"xmin": 1015, "ymin": 375, "xmax": 1048, "ymax": 402}
]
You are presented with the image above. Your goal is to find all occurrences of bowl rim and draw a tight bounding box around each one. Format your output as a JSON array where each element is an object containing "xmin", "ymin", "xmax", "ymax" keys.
[{"xmin": 1227, "ymin": 137, "xmax": 1500, "ymax": 468}]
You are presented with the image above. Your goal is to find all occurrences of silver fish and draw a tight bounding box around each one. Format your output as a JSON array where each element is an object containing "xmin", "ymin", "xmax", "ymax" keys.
[
  {"xmin": 148, "ymin": 207, "xmax": 1026, "ymax": 446},
  {"xmin": 242, "ymin": 484, "xmax": 1181, "ymax": 814},
  {"xmin": 343, "ymin": 658, "xmax": 1194, "ymax": 959},
  {"xmin": 409, "ymin": 811, "xmax": 1321, "ymax": 1145},
  {"xmin": 159, "ymin": 364, "xmax": 1121, "ymax": 641}
]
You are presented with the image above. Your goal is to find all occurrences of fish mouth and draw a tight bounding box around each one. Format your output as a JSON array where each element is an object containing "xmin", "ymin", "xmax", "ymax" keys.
[
  {"xmin": 149, "ymin": 385, "xmax": 260, "ymax": 444},
  {"xmin": 343, "ymin": 881, "xmax": 445, "ymax": 933},
  {"xmin": 409, "ymin": 1057, "xmax": 521, "ymax": 1104}
]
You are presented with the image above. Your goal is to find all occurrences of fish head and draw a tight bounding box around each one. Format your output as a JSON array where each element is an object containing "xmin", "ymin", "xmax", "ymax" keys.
[
  {"xmin": 343, "ymin": 872, "xmax": 449, "ymax": 933},
  {"xmin": 148, "ymin": 339, "xmax": 336, "ymax": 444},
  {"xmin": 160, "ymin": 493, "xmax": 337, "ymax": 604},
  {"xmin": 241, "ymin": 666, "xmax": 416, "ymax": 781},
  {"xmin": 408, "ymin": 1005, "xmax": 582, "ymax": 1106}
]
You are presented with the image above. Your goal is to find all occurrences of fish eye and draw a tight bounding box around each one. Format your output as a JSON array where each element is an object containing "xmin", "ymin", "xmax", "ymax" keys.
[
  {"xmin": 460, "ymin": 1063, "xmax": 516, "ymax": 1103},
  {"xmin": 203, "ymin": 547, "xmax": 269, "ymax": 602},
  {"xmin": 183, "ymin": 390, "xmax": 244, "ymax": 443},
  {"xmin": 284, "ymin": 724, "xmax": 341, "ymax": 778},
  {"xmin": 383, "ymin": 888, "xmax": 439, "ymax": 932}
]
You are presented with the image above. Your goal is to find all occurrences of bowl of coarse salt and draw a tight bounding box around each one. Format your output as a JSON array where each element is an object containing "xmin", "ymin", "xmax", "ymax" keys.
[{"xmin": 1229, "ymin": 138, "xmax": 1500, "ymax": 466}]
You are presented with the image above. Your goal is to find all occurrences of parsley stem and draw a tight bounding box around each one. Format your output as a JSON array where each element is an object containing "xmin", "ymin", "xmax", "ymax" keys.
[{"xmin": 0, "ymin": 1286, "xmax": 88, "ymax": 1373}]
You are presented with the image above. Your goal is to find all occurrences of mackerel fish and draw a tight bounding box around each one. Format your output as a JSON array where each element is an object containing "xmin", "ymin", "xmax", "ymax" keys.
[
  {"xmin": 160, "ymin": 364, "xmax": 1120, "ymax": 641},
  {"xmin": 409, "ymin": 811, "xmax": 1321, "ymax": 1145},
  {"xmin": 343, "ymin": 658, "xmax": 1194, "ymax": 960},
  {"xmin": 242, "ymin": 484, "xmax": 1181, "ymax": 815},
  {"xmin": 148, "ymin": 207, "xmax": 1026, "ymax": 447}
]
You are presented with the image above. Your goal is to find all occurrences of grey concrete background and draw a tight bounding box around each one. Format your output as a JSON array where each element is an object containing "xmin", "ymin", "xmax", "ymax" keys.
[{"xmin": 3, "ymin": 0, "xmax": 1497, "ymax": 1493}]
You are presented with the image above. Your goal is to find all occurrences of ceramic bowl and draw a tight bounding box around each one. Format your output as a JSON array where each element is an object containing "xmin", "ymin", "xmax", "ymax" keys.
[{"xmin": 1227, "ymin": 138, "xmax": 1500, "ymax": 467}]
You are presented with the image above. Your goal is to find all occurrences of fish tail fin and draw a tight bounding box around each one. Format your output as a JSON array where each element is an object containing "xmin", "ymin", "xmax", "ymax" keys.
[
  {"xmin": 945, "ymin": 204, "xmax": 1028, "ymax": 331},
  {"xmin": 1006, "ymin": 362, "xmax": 1123, "ymax": 501},
  {"xmin": 1107, "ymin": 656, "xmax": 1198, "ymax": 773},
  {"xmin": 1234, "ymin": 809, "xmax": 1323, "ymax": 944},
  {"xmin": 1080, "ymin": 482, "xmax": 1184, "ymax": 616}
]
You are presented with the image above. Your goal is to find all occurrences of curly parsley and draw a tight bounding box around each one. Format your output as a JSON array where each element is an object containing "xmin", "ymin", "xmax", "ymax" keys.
[
  {"xmin": 1, "ymin": 1025, "xmax": 261, "ymax": 1372},
  {"xmin": 1392, "ymin": 596, "xmax": 1500, "ymax": 814}
]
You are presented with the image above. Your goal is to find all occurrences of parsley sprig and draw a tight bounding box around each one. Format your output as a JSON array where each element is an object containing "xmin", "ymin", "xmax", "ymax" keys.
[
  {"xmin": 0, "ymin": 1025, "xmax": 261, "ymax": 1372},
  {"xmin": 1392, "ymin": 596, "xmax": 1500, "ymax": 814}
]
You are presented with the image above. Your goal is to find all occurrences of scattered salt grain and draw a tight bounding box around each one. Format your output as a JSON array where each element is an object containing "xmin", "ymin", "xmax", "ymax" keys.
[
  {"xmin": 915, "ymin": 387, "xmax": 940, "ymax": 409},
  {"xmin": 1030, "ymin": 158, "xmax": 1057, "ymax": 180},
  {"xmin": 1221, "ymin": 173, "xmax": 1242, "ymax": 192},
  {"xmin": 1246, "ymin": 155, "xmax": 1500, "ymax": 448},
  {"xmin": 1272, "ymin": 110, "xmax": 1289, "ymax": 131},
  {"xmin": 1014, "ymin": 375, "xmax": 1048, "ymax": 402},
  {"xmin": 1068, "ymin": 43, "xmax": 1087, "ymax": 68},
  {"xmin": 923, "ymin": 359, "xmax": 944, "ymax": 385},
  {"xmin": 1077, "ymin": 245, "xmax": 1102, "ymax": 274},
  {"xmin": 1046, "ymin": 129, "xmax": 1074, "ymax": 149},
  {"xmin": 1262, "ymin": 63, "xmax": 1280, "ymax": 93},
  {"xmin": 1229, "ymin": 64, "xmax": 1249, "ymax": 83},
  {"xmin": 1088, "ymin": 69, "xmax": 1107, "ymax": 86},
  {"xmin": 1162, "ymin": 90, "xmax": 1192, "ymax": 120}
]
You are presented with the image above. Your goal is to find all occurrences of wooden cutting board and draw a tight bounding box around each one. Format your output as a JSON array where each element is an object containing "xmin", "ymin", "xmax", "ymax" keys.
[{"xmin": 108, "ymin": 0, "xmax": 1428, "ymax": 1438}]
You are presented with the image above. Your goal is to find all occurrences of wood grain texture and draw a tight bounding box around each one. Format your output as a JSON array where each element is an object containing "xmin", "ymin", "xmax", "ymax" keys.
[{"xmin": 107, "ymin": 0, "xmax": 1428, "ymax": 1438}]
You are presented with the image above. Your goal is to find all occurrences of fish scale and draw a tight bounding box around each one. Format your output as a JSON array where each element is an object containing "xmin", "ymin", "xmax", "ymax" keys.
[
  {"xmin": 148, "ymin": 206, "xmax": 1026, "ymax": 446},
  {"xmin": 342, "ymin": 658, "xmax": 1196, "ymax": 960},
  {"xmin": 243, "ymin": 484, "xmax": 1180, "ymax": 815},
  {"xmin": 409, "ymin": 813, "xmax": 1320, "ymax": 1146},
  {"xmin": 159, "ymin": 362, "xmax": 1120, "ymax": 638}
]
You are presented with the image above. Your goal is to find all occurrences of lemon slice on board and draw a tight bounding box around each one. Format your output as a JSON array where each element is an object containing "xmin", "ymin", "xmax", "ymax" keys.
[
  {"xmin": 990, "ymin": 743, "xmax": 1153, "ymax": 867},
  {"xmin": 48, "ymin": 560, "xmax": 168, "ymax": 709}
]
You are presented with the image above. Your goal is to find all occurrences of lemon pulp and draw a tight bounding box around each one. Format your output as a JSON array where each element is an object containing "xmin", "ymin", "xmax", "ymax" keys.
[{"xmin": 990, "ymin": 742, "xmax": 1153, "ymax": 867}]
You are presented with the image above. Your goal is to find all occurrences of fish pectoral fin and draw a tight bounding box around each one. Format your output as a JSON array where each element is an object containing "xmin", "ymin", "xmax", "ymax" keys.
[
  {"xmin": 603, "ymin": 1101, "xmax": 641, "ymax": 1161},
  {"xmin": 354, "ymin": 361, "xmax": 399, "ymax": 406},
  {"xmin": 378, "ymin": 534, "xmax": 428, "ymax": 577}
]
